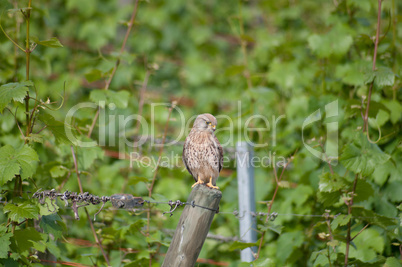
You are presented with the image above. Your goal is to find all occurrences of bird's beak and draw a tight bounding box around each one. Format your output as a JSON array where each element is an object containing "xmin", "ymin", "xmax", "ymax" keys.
[{"xmin": 212, "ymin": 125, "xmax": 216, "ymax": 131}]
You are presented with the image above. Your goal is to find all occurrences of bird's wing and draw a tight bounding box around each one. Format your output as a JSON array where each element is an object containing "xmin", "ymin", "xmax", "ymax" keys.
[
  {"xmin": 182, "ymin": 139, "xmax": 197, "ymax": 182},
  {"xmin": 214, "ymin": 135, "xmax": 224, "ymax": 172}
]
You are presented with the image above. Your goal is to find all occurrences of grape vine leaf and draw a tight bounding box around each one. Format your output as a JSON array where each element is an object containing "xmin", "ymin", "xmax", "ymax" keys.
[
  {"xmin": 319, "ymin": 172, "xmax": 349, "ymax": 192},
  {"xmin": 40, "ymin": 214, "xmax": 66, "ymax": 240},
  {"xmin": 0, "ymin": 81, "xmax": 33, "ymax": 113},
  {"xmin": 340, "ymin": 133, "xmax": 390, "ymax": 176},
  {"xmin": 352, "ymin": 207, "xmax": 397, "ymax": 228},
  {"xmin": 364, "ymin": 67, "xmax": 395, "ymax": 88},
  {"xmin": 38, "ymin": 112, "xmax": 72, "ymax": 144},
  {"xmin": 0, "ymin": 226, "xmax": 12, "ymax": 258},
  {"xmin": 12, "ymin": 228, "xmax": 43, "ymax": 253},
  {"xmin": 331, "ymin": 214, "xmax": 351, "ymax": 230},
  {"xmin": 228, "ymin": 240, "xmax": 260, "ymax": 251},
  {"xmin": 4, "ymin": 203, "xmax": 39, "ymax": 221},
  {"xmin": 354, "ymin": 179, "xmax": 375, "ymax": 202},
  {"xmin": 0, "ymin": 145, "xmax": 39, "ymax": 185}
]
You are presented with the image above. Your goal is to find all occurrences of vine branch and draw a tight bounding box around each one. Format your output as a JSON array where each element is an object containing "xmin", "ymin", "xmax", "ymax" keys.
[
  {"xmin": 71, "ymin": 146, "xmax": 110, "ymax": 265},
  {"xmin": 88, "ymin": 0, "xmax": 140, "ymax": 138},
  {"xmin": 344, "ymin": 174, "xmax": 358, "ymax": 266},
  {"xmin": 363, "ymin": 0, "xmax": 382, "ymax": 133}
]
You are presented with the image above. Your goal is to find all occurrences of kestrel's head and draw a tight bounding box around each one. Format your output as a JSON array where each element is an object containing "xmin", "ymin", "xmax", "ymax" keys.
[{"xmin": 193, "ymin": 113, "xmax": 217, "ymax": 133}]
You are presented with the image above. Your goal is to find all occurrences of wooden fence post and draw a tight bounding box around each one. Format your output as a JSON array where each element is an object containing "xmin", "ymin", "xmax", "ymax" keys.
[{"xmin": 162, "ymin": 184, "xmax": 222, "ymax": 267}]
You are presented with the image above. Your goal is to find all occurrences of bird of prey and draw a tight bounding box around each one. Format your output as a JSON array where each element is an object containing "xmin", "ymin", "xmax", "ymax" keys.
[{"xmin": 182, "ymin": 113, "xmax": 223, "ymax": 189}]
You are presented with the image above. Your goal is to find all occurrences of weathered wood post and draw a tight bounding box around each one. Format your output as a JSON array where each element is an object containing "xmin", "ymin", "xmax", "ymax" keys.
[
  {"xmin": 162, "ymin": 184, "xmax": 222, "ymax": 267},
  {"xmin": 236, "ymin": 141, "xmax": 257, "ymax": 262}
]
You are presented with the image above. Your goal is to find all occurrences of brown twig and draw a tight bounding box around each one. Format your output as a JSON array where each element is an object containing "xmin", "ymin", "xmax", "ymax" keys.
[
  {"xmin": 363, "ymin": 0, "xmax": 382, "ymax": 133},
  {"xmin": 147, "ymin": 104, "xmax": 175, "ymax": 198},
  {"xmin": 255, "ymin": 151, "xmax": 296, "ymax": 260},
  {"xmin": 133, "ymin": 69, "xmax": 150, "ymax": 149},
  {"xmin": 238, "ymin": 2, "xmax": 253, "ymax": 90},
  {"xmin": 23, "ymin": 0, "xmax": 32, "ymax": 143},
  {"xmin": 351, "ymin": 223, "xmax": 369, "ymax": 241},
  {"xmin": 146, "ymin": 102, "xmax": 175, "ymax": 267},
  {"xmin": 70, "ymin": 146, "xmax": 110, "ymax": 265},
  {"xmin": 344, "ymin": 174, "xmax": 358, "ymax": 266},
  {"xmin": 87, "ymin": 0, "xmax": 140, "ymax": 138}
]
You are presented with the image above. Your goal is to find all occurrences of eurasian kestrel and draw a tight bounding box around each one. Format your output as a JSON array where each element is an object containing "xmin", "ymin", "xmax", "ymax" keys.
[{"xmin": 183, "ymin": 113, "xmax": 223, "ymax": 189}]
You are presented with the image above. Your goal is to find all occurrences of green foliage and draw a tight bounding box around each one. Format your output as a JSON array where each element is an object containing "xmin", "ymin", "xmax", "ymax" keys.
[
  {"xmin": 0, "ymin": 145, "xmax": 39, "ymax": 185},
  {"xmin": 341, "ymin": 133, "xmax": 391, "ymax": 176},
  {"xmin": 0, "ymin": 81, "xmax": 33, "ymax": 113},
  {"xmin": 0, "ymin": 0, "xmax": 401, "ymax": 266},
  {"xmin": 4, "ymin": 203, "xmax": 39, "ymax": 222}
]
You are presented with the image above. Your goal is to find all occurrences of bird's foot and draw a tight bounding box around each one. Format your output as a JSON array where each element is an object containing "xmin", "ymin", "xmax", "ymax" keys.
[
  {"xmin": 191, "ymin": 179, "xmax": 203, "ymax": 188},
  {"xmin": 206, "ymin": 177, "xmax": 219, "ymax": 190}
]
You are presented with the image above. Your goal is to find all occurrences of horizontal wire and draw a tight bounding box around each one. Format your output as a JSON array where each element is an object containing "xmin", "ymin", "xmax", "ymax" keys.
[{"xmin": 1, "ymin": 189, "xmax": 400, "ymax": 222}]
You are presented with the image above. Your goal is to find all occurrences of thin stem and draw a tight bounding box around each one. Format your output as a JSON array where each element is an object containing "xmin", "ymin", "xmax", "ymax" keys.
[
  {"xmin": 327, "ymin": 245, "xmax": 333, "ymax": 267},
  {"xmin": 88, "ymin": 0, "xmax": 139, "ymax": 138},
  {"xmin": 255, "ymin": 152, "xmax": 295, "ymax": 260},
  {"xmin": 70, "ymin": 146, "xmax": 110, "ymax": 265},
  {"xmin": 344, "ymin": 174, "xmax": 358, "ymax": 266},
  {"xmin": 147, "ymin": 105, "xmax": 174, "ymax": 198},
  {"xmin": 70, "ymin": 146, "xmax": 83, "ymax": 193},
  {"xmin": 133, "ymin": 69, "xmax": 150, "ymax": 149},
  {"xmin": 23, "ymin": 0, "xmax": 32, "ymax": 142},
  {"xmin": 363, "ymin": 0, "xmax": 382, "ymax": 133},
  {"xmin": 146, "ymin": 103, "xmax": 175, "ymax": 267},
  {"xmin": 238, "ymin": 0, "xmax": 253, "ymax": 90},
  {"xmin": 350, "ymin": 223, "xmax": 369, "ymax": 241},
  {"xmin": 0, "ymin": 22, "xmax": 25, "ymax": 52}
]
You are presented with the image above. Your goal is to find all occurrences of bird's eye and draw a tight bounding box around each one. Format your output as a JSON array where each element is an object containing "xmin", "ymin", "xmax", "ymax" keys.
[{"xmin": 206, "ymin": 121, "xmax": 211, "ymax": 125}]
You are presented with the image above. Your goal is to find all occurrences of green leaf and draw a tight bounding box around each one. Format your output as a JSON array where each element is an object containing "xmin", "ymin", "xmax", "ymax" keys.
[
  {"xmin": 383, "ymin": 100, "xmax": 402, "ymax": 124},
  {"xmin": 253, "ymin": 258, "xmax": 275, "ymax": 266},
  {"xmin": 319, "ymin": 172, "xmax": 349, "ymax": 192},
  {"xmin": 331, "ymin": 214, "xmax": 351, "ymax": 230},
  {"xmin": 354, "ymin": 179, "xmax": 374, "ymax": 202},
  {"xmin": 352, "ymin": 207, "xmax": 397, "ymax": 228},
  {"xmin": 364, "ymin": 67, "xmax": 395, "ymax": 88},
  {"xmin": 38, "ymin": 112, "xmax": 72, "ymax": 144},
  {"xmin": 49, "ymin": 165, "xmax": 67, "ymax": 178},
  {"xmin": 310, "ymin": 250, "xmax": 330, "ymax": 267},
  {"xmin": 12, "ymin": 228, "xmax": 43, "ymax": 253},
  {"xmin": 335, "ymin": 63, "xmax": 366, "ymax": 86},
  {"xmin": 228, "ymin": 240, "xmax": 259, "ymax": 251},
  {"xmin": 384, "ymin": 257, "xmax": 402, "ymax": 267},
  {"xmin": 89, "ymin": 89, "xmax": 130, "ymax": 109},
  {"xmin": 0, "ymin": 81, "xmax": 33, "ymax": 113},
  {"xmin": 317, "ymin": 191, "xmax": 341, "ymax": 207},
  {"xmin": 0, "ymin": 145, "xmax": 39, "ymax": 185},
  {"xmin": 0, "ymin": 227, "xmax": 12, "ymax": 258},
  {"xmin": 85, "ymin": 69, "xmax": 103, "ymax": 82},
  {"xmin": 383, "ymin": 181, "xmax": 402, "ymax": 202},
  {"xmin": 258, "ymin": 222, "xmax": 283, "ymax": 234},
  {"xmin": 38, "ymin": 197, "xmax": 59, "ymax": 216},
  {"xmin": 339, "ymin": 228, "xmax": 384, "ymax": 262},
  {"xmin": 277, "ymin": 231, "xmax": 304, "ymax": 263},
  {"xmin": 340, "ymin": 133, "xmax": 391, "ymax": 176},
  {"xmin": 24, "ymin": 133, "xmax": 44, "ymax": 143},
  {"xmin": 31, "ymin": 36, "xmax": 63, "ymax": 47},
  {"xmin": 374, "ymin": 67, "xmax": 395, "ymax": 88},
  {"xmin": 76, "ymin": 140, "xmax": 104, "ymax": 169},
  {"xmin": 40, "ymin": 214, "xmax": 66, "ymax": 240},
  {"xmin": 4, "ymin": 203, "xmax": 39, "ymax": 221}
]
